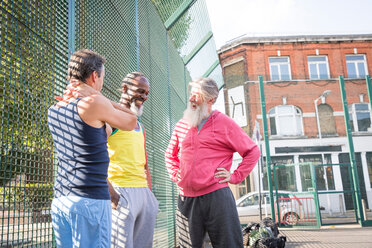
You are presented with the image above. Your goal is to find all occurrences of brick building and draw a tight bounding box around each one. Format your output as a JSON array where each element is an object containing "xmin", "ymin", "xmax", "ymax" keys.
[{"xmin": 218, "ymin": 34, "xmax": 372, "ymax": 215}]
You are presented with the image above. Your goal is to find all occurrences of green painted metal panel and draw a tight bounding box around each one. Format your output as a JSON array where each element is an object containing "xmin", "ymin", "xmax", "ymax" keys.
[
  {"xmin": 164, "ymin": 0, "xmax": 194, "ymax": 30},
  {"xmin": 183, "ymin": 31, "xmax": 213, "ymax": 65},
  {"xmin": 203, "ymin": 59, "xmax": 219, "ymax": 78}
]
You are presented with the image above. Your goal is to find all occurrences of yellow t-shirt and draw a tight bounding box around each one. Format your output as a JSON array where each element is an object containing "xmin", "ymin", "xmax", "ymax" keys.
[{"xmin": 107, "ymin": 122, "xmax": 147, "ymax": 187}]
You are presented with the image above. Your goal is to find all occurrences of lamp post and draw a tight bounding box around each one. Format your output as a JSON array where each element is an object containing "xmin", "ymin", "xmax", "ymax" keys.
[
  {"xmin": 314, "ymin": 90, "xmax": 332, "ymax": 216},
  {"xmin": 314, "ymin": 90, "xmax": 331, "ymax": 140}
]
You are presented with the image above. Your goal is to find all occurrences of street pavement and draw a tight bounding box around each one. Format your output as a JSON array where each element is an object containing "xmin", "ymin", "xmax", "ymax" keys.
[{"xmin": 279, "ymin": 224, "xmax": 372, "ymax": 247}]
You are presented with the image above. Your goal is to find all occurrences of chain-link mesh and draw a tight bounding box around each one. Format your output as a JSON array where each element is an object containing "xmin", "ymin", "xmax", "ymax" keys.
[
  {"xmin": 1, "ymin": 0, "xmax": 222, "ymax": 247},
  {"xmin": 0, "ymin": 0, "xmax": 68, "ymax": 246}
]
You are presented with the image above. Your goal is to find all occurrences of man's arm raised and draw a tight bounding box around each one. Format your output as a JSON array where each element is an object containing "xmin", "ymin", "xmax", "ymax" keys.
[
  {"xmin": 78, "ymin": 94, "xmax": 137, "ymax": 131},
  {"xmin": 64, "ymin": 81, "xmax": 135, "ymax": 115},
  {"xmin": 98, "ymin": 95, "xmax": 137, "ymax": 131}
]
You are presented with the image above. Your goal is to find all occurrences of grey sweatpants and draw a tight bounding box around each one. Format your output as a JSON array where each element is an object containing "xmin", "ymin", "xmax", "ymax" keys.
[
  {"xmin": 111, "ymin": 187, "xmax": 159, "ymax": 248},
  {"xmin": 177, "ymin": 187, "xmax": 244, "ymax": 248}
]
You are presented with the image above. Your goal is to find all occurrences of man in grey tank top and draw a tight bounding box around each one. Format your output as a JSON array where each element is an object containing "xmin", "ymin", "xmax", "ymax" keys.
[{"xmin": 48, "ymin": 49, "xmax": 137, "ymax": 248}]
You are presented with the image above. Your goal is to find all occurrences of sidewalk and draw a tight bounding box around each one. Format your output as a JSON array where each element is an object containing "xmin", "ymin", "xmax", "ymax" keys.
[{"xmin": 280, "ymin": 224, "xmax": 372, "ymax": 247}]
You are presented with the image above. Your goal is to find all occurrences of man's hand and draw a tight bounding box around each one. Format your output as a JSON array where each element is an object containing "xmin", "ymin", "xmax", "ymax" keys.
[
  {"xmin": 107, "ymin": 180, "xmax": 120, "ymax": 210},
  {"xmin": 55, "ymin": 80, "xmax": 99, "ymax": 101},
  {"xmin": 110, "ymin": 190, "xmax": 120, "ymax": 210},
  {"xmin": 66, "ymin": 80, "xmax": 99, "ymax": 98},
  {"xmin": 215, "ymin": 168, "xmax": 231, "ymax": 183}
]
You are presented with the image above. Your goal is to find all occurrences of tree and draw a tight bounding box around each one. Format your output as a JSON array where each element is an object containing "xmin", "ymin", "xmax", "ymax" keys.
[{"xmin": 151, "ymin": 0, "xmax": 192, "ymax": 50}]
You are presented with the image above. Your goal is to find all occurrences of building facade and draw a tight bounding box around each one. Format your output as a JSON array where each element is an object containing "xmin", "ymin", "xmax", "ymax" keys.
[{"xmin": 218, "ymin": 34, "xmax": 372, "ymax": 215}]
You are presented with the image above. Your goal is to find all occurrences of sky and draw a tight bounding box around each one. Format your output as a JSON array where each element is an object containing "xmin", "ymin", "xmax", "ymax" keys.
[{"xmin": 205, "ymin": 0, "xmax": 372, "ymax": 49}]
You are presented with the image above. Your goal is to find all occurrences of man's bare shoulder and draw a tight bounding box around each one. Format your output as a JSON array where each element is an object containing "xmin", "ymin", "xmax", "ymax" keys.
[
  {"xmin": 78, "ymin": 94, "xmax": 110, "ymax": 109},
  {"xmin": 77, "ymin": 94, "xmax": 112, "ymax": 124}
]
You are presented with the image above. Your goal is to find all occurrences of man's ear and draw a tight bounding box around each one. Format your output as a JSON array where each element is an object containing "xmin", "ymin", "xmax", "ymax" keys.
[
  {"xmin": 207, "ymin": 97, "xmax": 215, "ymax": 104},
  {"xmin": 85, "ymin": 71, "xmax": 97, "ymax": 86},
  {"xmin": 92, "ymin": 71, "xmax": 99, "ymax": 83},
  {"xmin": 122, "ymin": 83, "xmax": 129, "ymax": 93}
]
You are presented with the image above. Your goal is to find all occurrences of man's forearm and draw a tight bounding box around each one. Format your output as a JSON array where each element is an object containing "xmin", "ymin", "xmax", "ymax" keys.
[
  {"xmin": 230, "ymin": 145, "xmax": 260, "ymax": 184},
  {"xmin": 110, "ymin": 100, "xmax": 135, "ymax": 115}
]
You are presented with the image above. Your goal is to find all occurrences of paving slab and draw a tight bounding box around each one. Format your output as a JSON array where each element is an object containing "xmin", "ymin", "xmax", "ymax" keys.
[{"xmin": 280, "ymin": 225, "xmax": 372, "ymax": 248}]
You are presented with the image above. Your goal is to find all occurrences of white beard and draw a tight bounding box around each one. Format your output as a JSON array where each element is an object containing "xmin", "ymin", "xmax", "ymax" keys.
[
  {"xmin": 183, "ymin": 102, "xmax": 209, "ymax": 127},
  {"xmin": 130, "ymin": 102, "xmax": 144, "ymax": 117}
]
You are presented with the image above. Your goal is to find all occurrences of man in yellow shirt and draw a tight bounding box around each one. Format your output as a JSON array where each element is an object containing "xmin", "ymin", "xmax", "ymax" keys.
[{"xmin": 107, "ymin": 72, "xmax": 158, "ymax": 248}]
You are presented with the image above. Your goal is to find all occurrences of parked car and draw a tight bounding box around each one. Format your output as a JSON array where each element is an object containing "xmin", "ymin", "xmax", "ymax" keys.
[{"xmin": 236, "ymin": 191, "xmax": 316, "ymax": 225}]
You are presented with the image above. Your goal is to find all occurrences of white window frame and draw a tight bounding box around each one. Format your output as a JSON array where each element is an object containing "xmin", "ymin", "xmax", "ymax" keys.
[
  {"xmin": 269, "ymin": 57, "xmax": 292, "ymax": 81},
  {"xmin": 349, "ymin": 103, "xmax": 372, "ymax": 132},
  {"xmin": 269, "ymin": 105, "xmax": 304, "ymax": 136},
  {"xmin": 307, "ymin": 55, "xmax": 330, "ymax": 79},
  {"xmin": 346, "ymin": 54, "xmax": 368, "ymax": 79}
]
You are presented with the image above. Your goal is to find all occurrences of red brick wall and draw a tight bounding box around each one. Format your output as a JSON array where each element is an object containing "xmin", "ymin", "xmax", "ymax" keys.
[{"xmin": 219, "ymin": 39, "xmax": 372, "ymax": 138}]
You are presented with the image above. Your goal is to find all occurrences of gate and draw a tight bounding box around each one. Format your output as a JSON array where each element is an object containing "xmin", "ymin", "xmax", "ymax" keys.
[
  {"xmin": 273, "ymin": 162, "xmax": 321, "ymax": 228},
  {"xmin": 272, "ymin": 162, "xmax": 361, "ymax": 227},
  {"xmin": 314, "ymin": 163, "xmax": 359, "ymax": 225}
]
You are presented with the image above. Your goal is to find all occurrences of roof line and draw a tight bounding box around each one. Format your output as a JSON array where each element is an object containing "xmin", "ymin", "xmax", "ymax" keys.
[{"xmin": 218, "ymin": 33, "xmax": 372, "ymax": 54}]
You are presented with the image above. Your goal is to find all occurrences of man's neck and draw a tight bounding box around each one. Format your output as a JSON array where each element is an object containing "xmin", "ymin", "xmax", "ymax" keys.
[
  {"xmin": 207, "ymin": 104, "xmax": 213, "ymax": 115},
  {"xmin": 121, "ymin": 101, "xmax": 130, "ymax": 108},
  {"xmin": 204, "ymin": 108, "xmax": 213, "ymax": 119}
]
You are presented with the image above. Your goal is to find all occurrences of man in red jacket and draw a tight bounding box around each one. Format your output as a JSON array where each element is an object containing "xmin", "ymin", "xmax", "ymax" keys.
[{"xmin": 165, "ymin": 77, "xmax": 260, "ymax": 248}]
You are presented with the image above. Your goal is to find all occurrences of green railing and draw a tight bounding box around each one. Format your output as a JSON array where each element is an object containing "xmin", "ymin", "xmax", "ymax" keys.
[{"xmin": 255, "ymin": 74, "xmax": 372, "ymax": 228}]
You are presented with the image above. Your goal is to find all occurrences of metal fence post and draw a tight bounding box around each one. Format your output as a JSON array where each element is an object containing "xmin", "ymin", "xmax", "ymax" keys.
[
  {"xmin": 312, "ymin": 163, "xmax": 322, "ymax": 227},
  {"xmin": 68, "ymin": 0, "xmax": 75, "ymax": 57},
  {"xmin": 258, "ymin": 75, "xmax": 275, "ymax": 222},
  {"xmin": 165, "ymin": 31, "xmax": 177, "ymax": 247},
  {"xmin": 338, "ymin": 75, "xmax": 364, "ymax": 226},
  {"xmin": 135, "ymin": 0, "xmax": 140, "ymax": 71}
]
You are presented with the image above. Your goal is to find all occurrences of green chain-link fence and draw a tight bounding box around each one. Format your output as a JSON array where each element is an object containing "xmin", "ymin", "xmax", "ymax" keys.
[{"xmin": 0, "ymin": 0, "xmax": 222, "ymax": 247}]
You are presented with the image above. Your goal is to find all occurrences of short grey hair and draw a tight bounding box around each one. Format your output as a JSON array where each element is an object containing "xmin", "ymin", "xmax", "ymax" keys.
[
  {"xmin": 67, "ymin": 49, "xmax": 106, "ymax": 83},
  {"xmin": 122, "ymin": 72, "xmax": 146, "ymax": 86},
  {"xmin": 189, "ymin": 77, "xmax": 219, "ymax": 103}
]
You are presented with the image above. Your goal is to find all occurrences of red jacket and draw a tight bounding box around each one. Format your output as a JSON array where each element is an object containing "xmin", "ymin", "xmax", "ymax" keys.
[{"xmin": 165, "ymin": 110, "xmax": 260, "ymax": 197}]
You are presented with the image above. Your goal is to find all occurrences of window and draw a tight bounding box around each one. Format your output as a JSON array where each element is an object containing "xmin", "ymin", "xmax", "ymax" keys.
[
  {"xmin": 318, "ymin": 104, "xmax": 337, "ymax": 136},
  {"xmin": 299, "ymin": 154, "xmax": 335, "ymax": 191},
  {"xmin": 269, "ymin": 105, "xmax": 303, "ymax": 136},
  {"xmin": 339, "ymin": 153, "xmax": 369, "ymax": 210},
  {"xmin": 308, "ymin": 56, "xmax": 330, "ymax": 79},
  {"xmin": 238, "ymin": 177, "xmax": 251, "ymax": 198},
  {"xmin": 269, "ymin": 57, "xmax": 291, "ymax": 81},
  {"xmin": 349, "ymin": 103, "xmax": 372, "ymax": 132},
  {"xmin": 263, "ymin": 156, "xmax": 296, "ymax": 192},
  {"xmin": 346, "ymin": 55, "xmax": 368, "ymax": 78},
  {"xmin": 273, "ymin": 156, "xmax": 296, "ymax": 192},
  {"xmin": 263, "ymin": 193, "xmax": 290, "ymax": 204}
]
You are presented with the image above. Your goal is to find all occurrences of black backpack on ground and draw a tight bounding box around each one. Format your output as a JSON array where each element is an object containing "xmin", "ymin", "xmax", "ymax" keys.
[
  {"xmin": 241, "ymin": 217, "xmax": 287, "ymax": 248},
  {"xmin": 254, "ymin": 236, "xmax": 287, "ymax": 248},
  {"xmin": 260, "ymin": 217, "xmax": 279, "ymax": 238}
]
